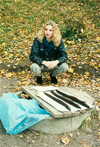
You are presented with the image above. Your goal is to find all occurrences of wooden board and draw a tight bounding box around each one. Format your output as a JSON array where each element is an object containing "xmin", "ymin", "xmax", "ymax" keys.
[
  {"xmin": 21, "ymin": 86, "xmax": 64, "ymax": 118},
  {"xmin": 21, "ymin": 86, "xmax": 94, "ymax": 118}
]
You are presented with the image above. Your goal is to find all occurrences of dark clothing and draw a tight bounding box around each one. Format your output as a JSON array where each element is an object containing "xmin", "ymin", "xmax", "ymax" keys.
[
  {"xmin": 29, "ymin": 36, "xmax": 68, "ymax": 65},
  {"xmin": 43, "ymin": 36, "xmax": 54, "ymax": 53}
]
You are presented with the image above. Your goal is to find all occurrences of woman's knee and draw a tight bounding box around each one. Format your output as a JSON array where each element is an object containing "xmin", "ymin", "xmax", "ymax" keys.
[
  {"xmin": 30, "ymin": 63, "xmax": 41, "ymax": 74},
  {"xmin": 60, "ymin": 63, "xmax": 69, "ymax": 72}
]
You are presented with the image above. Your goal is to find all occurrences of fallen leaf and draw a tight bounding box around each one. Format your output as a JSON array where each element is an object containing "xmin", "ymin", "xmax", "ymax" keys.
[
  {"xmin": 96, "ymin": 105, "xmax": 100, "ymax": 111},
  {"xmin": 19, "ymin": 134, "xmax": 24, "ymax": 138},
  {"xmin": 62, "ymin": 79, "xmax": 68, "ymax": 83},
  {"xmin": 21, "ymin": 94, "xmax": 26, "ymax": 98},
  {"xmin": 96, "ymin": 78, "xmax": 100, "ymax": 82},
  {"xmin": 2, "ymin": 42, "xmax": 6, "ymax": 46},
  {"xmin": 85, "ymin": 72, "xmax": 90, "ymax": 76},
  {"xmin": 96, "ymin": 37, "xmax": 100, "ymax": 42},
  {"xmin": 69, "ymin": 133, "xmax": 73, "ymax": 137},
  {"xmin": 84, "ymin": 75, "xmax": 88, "ymax": 79},
  {"xmin": 71, "ymin": 64, "xmax": 76, "ymax": 67},
  {"xmin": 94, "ymin": 66, "xmax": 98, "ymax": 70},
  {"xmin": 61, "ymin": 136, "xmax": 70, "ymax": 145},
  {"xmin": 5, "ymin": 72, "xmax": 13, "ymax": 78},
  {"xmin": 97, "ymin": 132, "xmax": 100, "ymax": 136},
  {"xmin": 35, "ymin": 133, "xmax": 39, "ymax": 136},
  {"xmin": 72, "ymin": 40, "xmax": 75, "ymax": 44},
  {"xmin": 7, "ymin": 64, "xmax": 11, "ymax": 67},
  {"xmin": 13, "ymin": 66, "xmax": 16, "ymax": 69},
  {"xmin": 3, "ymin": 86, "xmax": 7, "ymax": 89},
  {"xmin": 96, "ymin": 138, "xmax": 100, "ymax": 142},
  {"xmin": 32, "ymin": 140, "xmax": 35, "ymax": 143},
  {"xmin": 68, "ymin": 67, "xmax": 74, "ymax": 73},
  {"xmin": 80, "ymin": 141, "xmax": 83, "ymax": 144}
]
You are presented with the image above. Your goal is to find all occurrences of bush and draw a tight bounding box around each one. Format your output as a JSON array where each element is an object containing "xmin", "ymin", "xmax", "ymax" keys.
[{"xmin": 60, "ymin": 19, "xmax": 87, "ymax": 41}]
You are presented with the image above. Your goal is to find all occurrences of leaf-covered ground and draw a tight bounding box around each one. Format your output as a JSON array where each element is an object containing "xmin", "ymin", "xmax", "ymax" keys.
[
  {"xmin": 0, "ymin": 1, "xmax": 100, "ymax": 146},
  {"xmin": 0, "ymin": 0, "xmax": 100, "ymax": 94}
]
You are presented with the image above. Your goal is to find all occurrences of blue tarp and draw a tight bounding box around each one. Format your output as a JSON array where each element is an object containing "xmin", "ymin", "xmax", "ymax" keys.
[{"xmin": 0, "ymin": 93, "xmax": 50, "ymax": 134}]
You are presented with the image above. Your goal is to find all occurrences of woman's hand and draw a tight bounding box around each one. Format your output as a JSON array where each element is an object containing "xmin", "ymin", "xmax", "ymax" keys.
[
  {"xmin": 48, "ymin": 60, "xmax": 59, "ymax": 69},
  {"xmin": 42, "ymin": 61, "xmax": 52, "ymax": 68},
  {"xmin": 42, "ymin": 60, "xmax": 59, "ymax": 69}
]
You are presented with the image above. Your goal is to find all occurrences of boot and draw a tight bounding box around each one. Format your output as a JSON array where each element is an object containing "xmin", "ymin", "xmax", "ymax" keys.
[
  {"xmin": 37, "ymin": 76, "xmax": 43, "ymax": 84},
  {"xmin": 50, "ymin": 73, "xmax": 57, "ymax": 84}
]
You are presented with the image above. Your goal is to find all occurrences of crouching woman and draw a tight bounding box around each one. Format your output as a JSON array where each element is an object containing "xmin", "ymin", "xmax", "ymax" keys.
[{"xmin": 29, "ymin": 20, "xmax": 68, "ymax": 84}]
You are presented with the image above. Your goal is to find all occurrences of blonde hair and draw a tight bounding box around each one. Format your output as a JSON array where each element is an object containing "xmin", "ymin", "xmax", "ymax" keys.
[{"xmin": 37, "ymin": 20, "xmax": 61, "ymax": 47}]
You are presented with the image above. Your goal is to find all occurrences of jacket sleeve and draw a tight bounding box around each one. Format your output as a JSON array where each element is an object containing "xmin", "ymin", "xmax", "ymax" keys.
[
  {"xmin": 57, "ymin": 39, "xmax": 68, "ymax": 64},
  {"xmin": 29, "ymin": 37, "xmax": 43, "ymax": 65}
]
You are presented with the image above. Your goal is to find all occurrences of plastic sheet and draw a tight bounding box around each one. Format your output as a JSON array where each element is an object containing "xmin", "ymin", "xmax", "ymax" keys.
[{"xmin": 0, "ymin": 93, "xmax": 50, "ymax": 134}]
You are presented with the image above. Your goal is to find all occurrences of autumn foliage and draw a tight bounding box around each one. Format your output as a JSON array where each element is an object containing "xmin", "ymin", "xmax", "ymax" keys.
[{"xmin": 0, "ymin": 0, "xmax": 100, "ymax": 92}]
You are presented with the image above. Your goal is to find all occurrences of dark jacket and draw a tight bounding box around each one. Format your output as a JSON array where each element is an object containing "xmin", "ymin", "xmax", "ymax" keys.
[{"xmin": 29, "ymin": 37, "xmax": 68, "ymax": 65}]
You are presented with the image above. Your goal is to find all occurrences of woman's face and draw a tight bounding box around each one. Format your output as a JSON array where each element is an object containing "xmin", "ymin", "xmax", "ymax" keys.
[{"xmin": 45, "ymin": 25, "xmax": 53, "ymax": 40}]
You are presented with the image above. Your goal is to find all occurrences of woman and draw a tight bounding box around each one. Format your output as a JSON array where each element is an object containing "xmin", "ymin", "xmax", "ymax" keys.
[{"xmin": 29, "ymin": 20, "xmax": 68, "ymax": 84}]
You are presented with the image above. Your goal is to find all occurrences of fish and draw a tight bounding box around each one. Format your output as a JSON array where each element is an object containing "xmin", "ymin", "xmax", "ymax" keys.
[
  {"xmin": 44, "ymin": 92, "xmax": 71, "ymax": 111},
  {"xmin": 56, "ymin": 90, "xmax": 90, "ymax": 108},
  {"xmin": 51, "ymin": 90, "xmax": 81, "ymax": 109}
]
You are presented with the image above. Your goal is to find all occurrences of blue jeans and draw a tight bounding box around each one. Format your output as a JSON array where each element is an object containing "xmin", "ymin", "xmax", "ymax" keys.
[{"xmin": 30, "ymin": 62, "xmax": 68, "ymax": 77}]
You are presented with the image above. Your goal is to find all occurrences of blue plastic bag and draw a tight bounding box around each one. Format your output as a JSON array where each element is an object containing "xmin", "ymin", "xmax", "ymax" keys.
[{"xmin": 0, "ymin": 93, "xmax": 50, "ymax": 134}]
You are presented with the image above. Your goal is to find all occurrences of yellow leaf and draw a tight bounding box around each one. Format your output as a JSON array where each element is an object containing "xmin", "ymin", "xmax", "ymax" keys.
[
  {"xmin": 92, "ymin": 24, "xmax": 95, "ymax": 27},
  {"xmin": 71, "ymin": 64, "xmax": 76, "ymax": 67},
  {"xmin": 61, "ymin": 137, "xmax": 70, "ymax": 145},
  {"xmin": 26, "ymin": 95, "xmax": 29, "ymax": 98},
  {"xmin": 2, "ymin": 42, "xmax": 6, "ymax": 46},
  {"xmin": 96, "ymin": 78, "xmax": 100, "ymax": 82},
  {"xmin": 98, "ymin": 132, "xmax": 100, "ymax": 136},
  {"xmin": 13, "ymin": 38, "xmax": 17, "ymax": 40},
  {"xmin": 84, "ymin": 75, "xmax": 88, "ymax": 79},
  {"xmin": 89, "ymin": 62, "xmax": 94, "ymax": 66},
  {"xmin": 85, "ymin": 72, "xmax": 90, "ymax": 76},
  {"xmin": 22, "ymin": 71, "xmax": 25, "ymax": 74},
  {"xmin": 94, "ymin": 66, "xmax": 98, "ymax": 70},
  {"xmin": 58, "ymin": 78, "xmax": 62, "ymax": 82},
  {"xmin": 72, "ymin": 41, "xmax": 75, "ymax": 44},
  {"xmin": 13, "ymin": 66, "xmax": 16, "ymax": 69},
  {"xmin": 68, "ymin": 68, "xmax": 74, "ymax": 73},
  {"xmin": 35, "ymin": 133, "xmax": 39, "ymax": 136},
  {"xmin": 32, "ymin": 140, "xmax": 35, "ymax": 143},
  {"xmin": 0, "ymin": 73, "xmax": 2, "ymax": 77},
  {"xmin": 17, "ymin": 72, "xmax": 21, "ymax": 75},
  {"xmin": 5, "ymin": 72, "xmax": 13, "ymax": 78},
  {"xmin": 21, "ymin": 94, "xmax": 26, "ymax": 98},
  {"xmin": 80, "ymin": 141, "xmax": 83, "ymax": 144},
  {"xmin": 69, "ymin": 133, "xmax": 73, "ymax": 137},
  {"xmin": 19, "ymin": 134, "xmax": 24, "ymax": 138},
  {"xmin": 96, "ymin": 37, "xmax": 100, "ymax": 42},
  {"xmin": 3, "ymin": 86, "xmax": 7, "ymax": 89},
  {"xmin": 35, "ymin": 94, "xmax": 38, "ymax": 97},
  {"xmin": 67, "ymin": 41, "xmax": 72, "ymax": 44}
]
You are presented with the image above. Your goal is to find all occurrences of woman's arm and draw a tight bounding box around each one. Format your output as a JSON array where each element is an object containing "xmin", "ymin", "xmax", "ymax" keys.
[
  {"xmin": 57, "ymin": 39, "xmax": 68, "ymax": 64},
  {"xmin": 29, "ymin": 37, "xmax": 43, "ymax": 65}
]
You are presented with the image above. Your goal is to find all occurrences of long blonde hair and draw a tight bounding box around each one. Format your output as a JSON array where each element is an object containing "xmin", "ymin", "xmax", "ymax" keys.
[{"xmin": 37, "ymin": 20, "xmax": 61, "ymax": 47}]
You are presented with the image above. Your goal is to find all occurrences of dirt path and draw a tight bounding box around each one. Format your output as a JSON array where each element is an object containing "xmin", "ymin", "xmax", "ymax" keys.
[{"xmin": 0, "ymin": 76, "xmax": 100, "ymax": 147}]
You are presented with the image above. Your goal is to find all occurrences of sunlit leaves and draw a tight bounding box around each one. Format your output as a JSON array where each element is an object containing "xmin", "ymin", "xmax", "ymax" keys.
[
  {"xmin": 68, "ymin": 67, "xmax": 74, "ymax": 73},
  {"xmin": 5, "ymin": 72, "xmax": 13, "ymax": 78},
  {"xmin": 0, "ymin": 0, "xmax": 100, "ymax": 94},
  {"xmin": 1, "ymin": 0, "xmax": 100, "ymax": 67}
]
